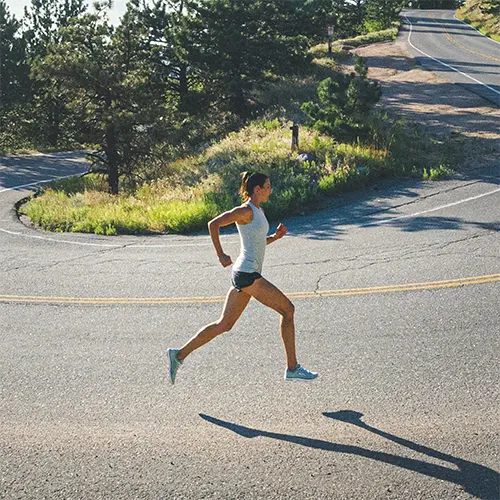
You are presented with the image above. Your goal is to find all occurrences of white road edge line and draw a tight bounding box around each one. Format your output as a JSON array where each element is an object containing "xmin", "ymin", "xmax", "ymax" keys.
[
  {"xmin": 0, "ymin": 227, "xmax": 216, "ymax": 247},
  {"xmin": 453, "ymin": 14, "xmax": 500, "ymax": 47},
  {"xmin": 0, "ymin": 228, "xmax": 121, "ymax": 247},
  {"xmin": 403, "ymin": 15, "xmax": 500, "ymax": 98},
  {"xmin": 0, "ymin": 171, "xmax": 224, "ymax": 248},
  {"xmin": 362, "ymin": 186, "xmax": 500, "ymax": 226},
  {"xmin": 0, "ymin": 172, "xmax": 87, "ymax": 194},
  {"xmin": 1, "ymin": 169, "xmax": 500, "ymax": 247},
  {"xmin": 3, "ymin": 186, "xmax": 499, "ymax": 245}
]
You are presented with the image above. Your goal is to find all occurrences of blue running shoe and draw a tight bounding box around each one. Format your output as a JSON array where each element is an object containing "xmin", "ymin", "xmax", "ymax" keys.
[
  {"xmin": 284, "ymin": 364, "xmax": 318, "ymax": 381},
  {"xmin": 167, "ymin": 348, "xmax": 183, "ymax": 385}
]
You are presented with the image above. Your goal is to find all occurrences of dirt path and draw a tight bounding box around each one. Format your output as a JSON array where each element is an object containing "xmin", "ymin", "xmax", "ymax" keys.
[{"xmin": 349, "ymin": 39, "xmax": 500, "ymax": 171}]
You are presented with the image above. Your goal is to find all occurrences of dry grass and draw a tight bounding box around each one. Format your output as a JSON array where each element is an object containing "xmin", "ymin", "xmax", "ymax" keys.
[
  {"xmin": 22, "ymin": 25, "xmax": 472, "ymax": 236},
  {"xmin": 457, "ymin": 1, "xmax": 500, "ymax": 41}
]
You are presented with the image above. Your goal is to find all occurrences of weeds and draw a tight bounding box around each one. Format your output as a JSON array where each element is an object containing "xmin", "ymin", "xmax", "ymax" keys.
[
  {"xmin": 20, "ymin": 23, "xmax": 462, "ymax": 235},
  {"xmin": 456, "ymin": 5, "xmax": 500, "ymax": 42},
  {"xmin": 23, "ymin": 116, "xmax": 456, "ymax": 234},
  {"xmin": 423, "ymin": 164, "xmax": 455, "ymax": 181}
]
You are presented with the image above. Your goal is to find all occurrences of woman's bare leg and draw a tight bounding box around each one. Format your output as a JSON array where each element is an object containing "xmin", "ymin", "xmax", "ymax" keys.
[
  {"xmin": 176, "ymin": 287, "xmax": 251, "ymax": 361},
  {"xmin": 243, "ymin": 278, "xmax": 297, "ymax": 371}
]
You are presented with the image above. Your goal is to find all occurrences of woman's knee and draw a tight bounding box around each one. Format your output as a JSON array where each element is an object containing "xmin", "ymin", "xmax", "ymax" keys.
[
  {"xmin": 281, "ymin": 300, "xmax": 295, "ymax": 319},
  {"xmin": 216, "ymin": 318, "xmax": 235, "ymax": 334}
]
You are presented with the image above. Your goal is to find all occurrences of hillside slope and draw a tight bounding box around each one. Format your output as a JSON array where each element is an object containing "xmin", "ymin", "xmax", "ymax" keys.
[{"xmin": 457, "ymin": 0, "xmax": 500, "ymax": 41}]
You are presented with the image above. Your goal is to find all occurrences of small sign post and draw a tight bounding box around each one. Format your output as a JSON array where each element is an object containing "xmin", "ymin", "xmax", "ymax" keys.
[
  {"xmin": 290, "ymin": 123, "xmax": 299, "ymax": 151},
  {"xmin": 328, "ymin": 26, "xmax": 334, "ymax": 56}
]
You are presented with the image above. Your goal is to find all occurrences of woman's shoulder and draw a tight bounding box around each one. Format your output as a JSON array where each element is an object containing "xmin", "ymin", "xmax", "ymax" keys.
[{"xmin": 233, "ymin": 203, "xmax": 254, "ymax": 224}]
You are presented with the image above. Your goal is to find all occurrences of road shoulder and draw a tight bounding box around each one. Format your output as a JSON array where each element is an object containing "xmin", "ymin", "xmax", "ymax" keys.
[{"xmin": 348, "ymin": 37, "xmax": 500, "ymax": 173}]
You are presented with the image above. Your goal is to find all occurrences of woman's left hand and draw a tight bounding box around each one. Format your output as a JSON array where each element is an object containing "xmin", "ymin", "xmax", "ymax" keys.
[{"xmin": 275, "ymin": 223, "xmax": 288, "ymax": 239}]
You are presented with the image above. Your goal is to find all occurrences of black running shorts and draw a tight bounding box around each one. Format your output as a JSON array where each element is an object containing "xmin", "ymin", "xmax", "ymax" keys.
[{"xmin": 231, "ymin": 271, "xmax": 262, "ymax": 292}]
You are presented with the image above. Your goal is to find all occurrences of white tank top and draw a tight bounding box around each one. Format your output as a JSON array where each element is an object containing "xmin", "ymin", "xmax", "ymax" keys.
[{"xmin": 233, "ymin": 201, "xmax": 270, "ymax": 274}]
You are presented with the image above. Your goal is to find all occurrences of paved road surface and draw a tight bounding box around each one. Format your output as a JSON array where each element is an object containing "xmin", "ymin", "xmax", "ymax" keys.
[
  {"xmin": 403, "ymin": 10, "xmax": 500, "ymax": 106},
  {"xmin": 1, "ymin": 151, "xmax": 499, "ymax": 499},
  {"xmin": 1, "ymin": 17, "xmax": 500, "ymax": 497}
]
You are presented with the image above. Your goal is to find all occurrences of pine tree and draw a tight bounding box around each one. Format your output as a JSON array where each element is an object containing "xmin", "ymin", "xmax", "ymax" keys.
[
  {"xmin": 0, "ymin": 1, "xmax": 30, "ymax": 150},
  {"xmin": 301, "ymin": 56, "xmax": 381, "ymax": 142},
  {"xmin": 32, "ymin": 1, "xmax": 167, "ymax": 193},
  {"xmin": 23, "ymin": 0, "xmax": 88, "ymax": 148},
  {"xmin": 363, "ymin": 0, "xmax": 404, "ymax": 32},
  {"xmin": 140, "ymin": 0, "xmax": 203, "ymax": 113},
  {"xmin": 192, "ymin": 0, "xmax": 306, "ymax": 116},
  {"xmin": 298, "ymin": 0, "xmax": 364, "ymax": 40}
]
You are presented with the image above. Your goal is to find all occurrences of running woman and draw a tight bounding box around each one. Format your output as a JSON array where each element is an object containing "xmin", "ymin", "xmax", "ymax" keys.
[{"xmin": 167, "ymin": 172, "xmax": 318, "ymax": 384}]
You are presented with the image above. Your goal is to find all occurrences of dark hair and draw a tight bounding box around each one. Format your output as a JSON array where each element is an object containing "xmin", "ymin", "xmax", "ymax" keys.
[{"xmin": 239, "ymin": 171, "xmax": 268, "ymax": 201}]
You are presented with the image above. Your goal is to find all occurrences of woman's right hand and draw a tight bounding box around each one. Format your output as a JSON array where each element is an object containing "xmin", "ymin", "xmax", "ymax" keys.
[{"xmin": 218, "ymin": 253, "xmax": 232, "ymax": 268}]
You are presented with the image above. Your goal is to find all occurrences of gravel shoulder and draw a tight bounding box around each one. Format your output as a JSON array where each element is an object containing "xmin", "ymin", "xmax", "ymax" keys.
[{"xmin": 349, "ymin": 37, "xmax": 500, "ymax": 172}]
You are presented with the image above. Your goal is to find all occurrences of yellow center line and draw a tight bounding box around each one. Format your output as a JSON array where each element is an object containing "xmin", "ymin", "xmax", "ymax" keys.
[
  {"xmin": 1, "ymin": 274, "xmax": 499, "ymax": 305},
  {"xmin": 430, "ymin": 12, "xmax": 500, "ymax": 63}
]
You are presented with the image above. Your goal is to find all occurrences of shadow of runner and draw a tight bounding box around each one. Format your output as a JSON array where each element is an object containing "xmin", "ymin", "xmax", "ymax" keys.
[{"xmin": 200, "ymin": 412, "xmax": 499, "ymax": 500}]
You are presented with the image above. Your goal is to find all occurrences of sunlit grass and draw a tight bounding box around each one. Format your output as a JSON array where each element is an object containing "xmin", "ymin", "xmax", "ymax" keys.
[
  {"xmin": 21, "ymin": 23, "xmax": 461, "ymax": 235},
  {"xmin": 334, "ymin": 24, "xmax": 400, "ymax": 49},
  {"xmin": 21, "ymin": 116, "xmax": 458, "ymax": 235},
  {"xmin": 20, "ymin": 181, "xmax": 220, "ymax": 234},
  {"xmin": 456, "ymin": 5, "xmax": 500, "ymax": 41},
  {"xmin": 22, "ymin": 120, "xmax": 413, "ymax": 234}
]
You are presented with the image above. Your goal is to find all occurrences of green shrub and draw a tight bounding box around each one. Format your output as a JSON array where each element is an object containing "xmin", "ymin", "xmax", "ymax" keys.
[
  {"xmin": 301, "ymin": 56, "xmax": 382, "ymax": 143},
  {"xmin": 423, "ymin": 164, "xmax": 455, "ymax": 180}
]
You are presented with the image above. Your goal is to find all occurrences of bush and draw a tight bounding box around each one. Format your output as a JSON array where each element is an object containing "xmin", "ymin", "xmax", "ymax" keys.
[
  {"xmin": 301, "ymin": 56, "xmax": 382, "ymax": 143},
  {"xmin": 333, "ymin": 24, "xmax": 399, "ymax": 49}
]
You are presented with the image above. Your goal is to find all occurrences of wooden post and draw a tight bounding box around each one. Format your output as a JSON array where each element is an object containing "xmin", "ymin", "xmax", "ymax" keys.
[
  {"xmin": 328, "ymin": 26, "xmax": 334, "ymax": 57},
  {"xmin": 290, "ymin": 123, "xmax": 299, "ymax": 151}
]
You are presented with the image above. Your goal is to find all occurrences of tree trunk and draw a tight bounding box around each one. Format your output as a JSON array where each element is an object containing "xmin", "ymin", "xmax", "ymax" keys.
[
  {"xmin": 232, "ymin": 80, "xmax": 246, "ymax": 117},
  {"xmin": 47, "ymin": 107, "xmax": 61, "ymax": 148},
  {"xmin": 105, "ymin": 121, "xmax": 119, "ymax": 195},
  {"xmin": 103, "ymin": 92, "xmax": 119, "ymax": 194},
  {"xmin": 179, "ymin": 63, "xmax": 189, "ymax": 109}
]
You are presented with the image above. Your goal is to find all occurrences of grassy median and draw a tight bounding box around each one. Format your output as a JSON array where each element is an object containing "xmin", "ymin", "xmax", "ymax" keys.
[{"xmin": 20, "ymin": 28, "xmax": 458, "ymax": 236}]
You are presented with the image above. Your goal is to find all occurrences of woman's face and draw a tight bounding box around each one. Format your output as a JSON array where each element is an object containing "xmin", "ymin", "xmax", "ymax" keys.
[{"xmin": 258, "ymin": 178, "xmax": 272, "ymax": 202}]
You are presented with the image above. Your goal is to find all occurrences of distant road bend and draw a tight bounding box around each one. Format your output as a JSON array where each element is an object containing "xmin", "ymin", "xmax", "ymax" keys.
[{"xmin": 403, "ymin": 9, "xmax": 500, "ymax": 106}]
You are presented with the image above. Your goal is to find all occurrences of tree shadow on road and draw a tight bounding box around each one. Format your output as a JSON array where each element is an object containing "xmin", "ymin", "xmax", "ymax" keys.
[
  {"xmin": 0, "ymin": 152, "xmax": 88, "ymax": 192},
  {"xmin": 282, "ymin": 163, "xmax": 500, "ymax": 241},
  {"xmin": 200, "ymin": 411, "xmax": 499, "ymax": 500}
]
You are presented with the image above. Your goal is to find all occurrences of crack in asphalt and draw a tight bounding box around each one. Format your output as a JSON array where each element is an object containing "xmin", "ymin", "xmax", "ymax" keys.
[
  {"xmin": 272, "ymin": 230, "xmax": 494, "ymax": 279},
  {"xmin": 472, "ymin": 254, "xmax": 500, "ymax": 261},
  {"xmin": 32, "ymin": 246, "xmax": 124, "ymax": 272},
  {"xmin": 312, "ymin": 232, "xmax": 496, "ymax": 292}
]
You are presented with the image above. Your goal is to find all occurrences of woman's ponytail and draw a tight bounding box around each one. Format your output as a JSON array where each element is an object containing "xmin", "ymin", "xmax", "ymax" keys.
[
  {"xmin": 239, "ymin": 171, "xmax": 268, "ymax": 201},
  {"xmin": 239, "ymin": 171, "xmax": 252, "ymax": 201}
]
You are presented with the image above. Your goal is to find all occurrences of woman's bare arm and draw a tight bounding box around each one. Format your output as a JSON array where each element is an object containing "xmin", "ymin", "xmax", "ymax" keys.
[
  {"xmin": 208, "ymin": 205, "xmax": 253, "ymax": 267},
  {"xmin": 266, "ymin": 223, "xmax": 287, "ymax": 245}
]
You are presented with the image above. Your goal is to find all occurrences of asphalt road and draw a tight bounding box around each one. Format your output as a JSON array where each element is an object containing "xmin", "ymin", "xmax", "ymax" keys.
[
  {"xmin": 1, "ymin": 16, "xmax": 500, "ymax": 498},
  {"xmin": 1, "ymin": 151, "xmax": 499, "ymax": 499},
  {"xmin": 402, "ymin": 9, "xmax": 500, "ymax": 106}
]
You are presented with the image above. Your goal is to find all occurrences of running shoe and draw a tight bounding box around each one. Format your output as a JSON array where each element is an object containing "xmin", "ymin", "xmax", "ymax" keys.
[
  {"xmin": 284, "ymin": 364, "xmax": 319, "ymax": 381},
  {"xmin": 167, "ymin": 348, "xmax": 183, "ymax": 385}
]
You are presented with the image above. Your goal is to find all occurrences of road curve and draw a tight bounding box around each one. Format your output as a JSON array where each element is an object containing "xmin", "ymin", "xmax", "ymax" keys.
[
  {"xmin": 1, "ymin": 152, "xmax": 499, "ymax": 499},
  {"xmin": 3, "ymin": 12, "xmax": 500, "ymax": 495},
  {"xmin": 402, "ymin": 9, "xmax": 500, "ymax": 106}
]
